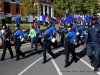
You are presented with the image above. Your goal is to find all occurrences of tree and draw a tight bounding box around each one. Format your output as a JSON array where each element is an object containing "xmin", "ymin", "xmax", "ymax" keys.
[
  {"xmin": 52, "ymin": 0, "xmax": 68, "ymax": 17},
  {"xmin": 21, "ymin": 0, "xmax": 36, "ymax": 15},
  {"xmin": 83, "ymin": 0, "xmax": 100, "ymax": 15},
  {"xmin": 53, "ymin": 0, "xmax": 100, "ymax": 16}
]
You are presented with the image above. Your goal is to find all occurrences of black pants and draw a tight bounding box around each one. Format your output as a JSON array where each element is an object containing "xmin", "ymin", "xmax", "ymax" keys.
[
  {"xmin": 35, "ymin": 37, "xmax": 43, "ymax": 50},
  {"xmin": 64, "ymin": 41, "xmax": 76, "ymax": 66},
  {"xmin": 1, "ymin": 41, "xmax": 13, "ymax": 60},
  {"xmin": 43, "ymin": 40, "xmax": 55, "ymax": 61},
  {"xmin": 61, "ymin": 32, "xmax": 64, "ymax": 45},
  {"xmin": 15, "ymin": 40, "xmax": 25, "ymax": 59}
]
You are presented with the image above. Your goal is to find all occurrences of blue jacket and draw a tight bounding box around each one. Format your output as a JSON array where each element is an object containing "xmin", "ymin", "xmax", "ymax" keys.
[
  {"xmin": 79, "ymin": 25, "xmax": 84, "ymax": 39},
  {"xmin": 44, "ymin": 26, "xmax": 56, "ymax": 41},
  {"xmin": 65, "ymin": 31, "xmax": 77, "ymax": 44},
  {"xmin": 84, "ymin": 24, "xmax": 100, "ymax": 43},
  {"xmin": 6, "ymin": 27, "xmax": 11, "ymax": 34},
  {"xmin": 49, "ymin": 26, "xmax": 56, "ymax": 37},
  {"xmin": 72, "ymin": 24, "xmax": 78, "ymax": 32},
  {"xmin": 61, "ymin": 28, "xmax": 67, "ymax": 33},
  {"xmin": 14, "ymin": 29, "xmax": 25, "ymax": 40},
  {"xmin": 36, "ymin": 30, "xmax": 43, "ymax": 38}
]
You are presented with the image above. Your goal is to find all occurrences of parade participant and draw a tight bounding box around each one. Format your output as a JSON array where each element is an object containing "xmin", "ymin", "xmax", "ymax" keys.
[
  {"xmin": 79, "ymin": 22, "xmax": 84, "ymax": 45},
  {"xmin": 64, "ymin": 24, "xmax": 77, "ymax": 68},
  {"xmin": 82, "ymin": 23, "xmax": 88, "ymax": 54},
  {"xmin": 14, "ymin": 24, "xmax": 26, "ymax": 61},
  {"xmin": 60, "ymin": 24, "xmax": 67, "ymax": 45},
  {"xmin": 6, "ymin": 23, "xmax": 11, "ymax": 35},
  {"xmin": 33, "ymin": 20, "xmax": 37, "ymax": 30},
  {"xmin": 75, "ymin": 22, "xmax": 82, "ymax": 45},
  {"xmin": 1, "ymin": 26, "xmax": 14, "ymax": 61},
  {"xmin": 35, "ymin": 26, "xmax": 43, "ymax": 50},
  {"xmin": 48, "ymin": 22, "xmax": 57, "ymax": 48},
  {"xmin": 72, "ymin": 22, "xmax": 78, "ymax": 32},
  {"xmin": 29, "ymin": 26, "xmax": 36, "ymax": 49},
  {"xmin": 42, "ymin": 22, "xmax": 55, "ymax": 64},
  {"xmin": 84, "ymin": 16, "xmax": 100, "ymax": 72}
]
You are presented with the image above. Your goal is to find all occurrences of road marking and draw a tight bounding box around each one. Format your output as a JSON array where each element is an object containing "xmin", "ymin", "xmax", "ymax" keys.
[
  {"xmin": 49, "ymin": 55, "xmax": 63, "ymax": 75},
  {"xmin": 18, "ymin": 48, "xmax": 64, "ymax": 75},
  {"xmin": 18, "ymin": 57, "xmax": 43, "ymax": 75},
  {"xmin": 19, "ymin": 47, "xmax": 100, "ymax": 75},
  {"xmin": 76, "ymin": 55, "xmax": 100, "ymax": 75}
]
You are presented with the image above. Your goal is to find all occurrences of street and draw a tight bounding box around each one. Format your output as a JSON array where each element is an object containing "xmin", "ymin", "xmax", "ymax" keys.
[{"xmin": 0, "ymin": 38, "xmax": 100, "ymax": 75}]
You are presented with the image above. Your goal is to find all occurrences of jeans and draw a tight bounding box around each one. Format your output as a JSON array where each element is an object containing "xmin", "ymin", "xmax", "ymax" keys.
[
  {"xmin": 87, "ymin": 43, "xmax": 100, "ymax": 68},
  {"xmin": 31, "ymin": 38, "xmax": 35, "ymax": 48}
]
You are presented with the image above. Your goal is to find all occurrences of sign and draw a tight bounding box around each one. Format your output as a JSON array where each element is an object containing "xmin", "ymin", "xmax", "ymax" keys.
[{"xmin": 28, "ymin": 14, "xmax": 33, "ymax": 23}]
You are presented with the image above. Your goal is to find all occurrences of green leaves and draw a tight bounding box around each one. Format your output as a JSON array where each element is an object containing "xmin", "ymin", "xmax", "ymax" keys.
[
  {"xmin": 21, "ymin": 0, "xmax": 36, "ymax": 15},
  {"xmin": 53, "ymin": 0, "xmax": 100, "ymax": 16},
  {"xmin": 52, "ymin": 0, "xmax": 68, "ymax": 17}
]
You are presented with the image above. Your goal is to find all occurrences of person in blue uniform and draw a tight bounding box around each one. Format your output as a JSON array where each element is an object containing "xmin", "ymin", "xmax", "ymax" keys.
[
  {"xmin": 72, "ymin": 22, "xmax": 78, "ymax": 32},
  {"xmin": 42, "ymin": 22, "xmax": 55, "ymax": 64},
  {"xmin": 84, "ymin": 16, "xmax": 100, "ymax": 72},
  {"xmin": 6, "ymin": 23, "xmax": 11, "ymax": 35},
  {"xmin": 64, "ymin": 24, "xmax": 77, "ymax": 68},
  {"xmin": 79, "ymin": 22, "xmax": 84, "ymax": 45},
  {"xmin": 1, "ymin": 26, "xmax": 14, "ymax": 61},
  {"xmin": 74, "ymin": 23, "xmax": 83, "ymax": 46},
  {"xmin": 35, "ymin": 26, "xmax": 43, "ymax": 50},
  {"xmin": 60, "ymin": 24, "xmax": 67, "ymax": 45},
  {"xmin": 14, "ymin": 24, "xmax": 26, "ymax": 61},
  {"xmin": 48, "ymin": 22, "xmax": 57, "ymax": 48}
]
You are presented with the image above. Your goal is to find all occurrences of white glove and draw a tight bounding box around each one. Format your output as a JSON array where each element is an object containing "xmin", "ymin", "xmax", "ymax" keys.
[
  {"xmin": 39, "ymin": 35, "xmax": 41, "ymax": 38},
  {"xmin": 74, "ymin": 42, "xmax": 77, "ymax": 45},
  {"xmin": 21, "ymin": 38, "xmax": 25, "ymax": 42},
  {"xmin": 51, "ymin": 38, "xmax": 56, "ymax": 43},
  {"xmin": 6, "ymin": 39, "xmax": 9, "ymax": 41},
  {"xmin": 50, "ymin": 37, "xmax": 52, "ymax": 40},
  {"xmin": 84, "ymin": 31, "xmax": 88, "ymax": 35},
  {"xmin": 20, "ymin": 36, "xmax": 22, "ymax": 39},
  {"xmin": 79, "ymin": 41, "xmax": 81, "ymax": 44},
  {"xmin": 73, "ymin": 40, "xmax": 77, "ymax": 45},
  {"xmin": 41, "ymin": 38, "xmax": 44, "ymax": 42},
  {"xmin": 76, "ymin": 32, "xmax": 79, "ymax": 35},
  {"xmin": 80, "ymin": 36, "xmax": 83, "ymax": 38}
]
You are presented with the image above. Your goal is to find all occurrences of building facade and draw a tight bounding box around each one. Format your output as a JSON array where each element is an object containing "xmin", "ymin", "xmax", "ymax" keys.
[{"xmin": 0, "ymin": 0, "xmax": 54, "ymax": 21}]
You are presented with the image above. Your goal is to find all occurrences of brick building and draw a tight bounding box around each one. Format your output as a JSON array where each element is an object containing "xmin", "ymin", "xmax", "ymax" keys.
[{"xmin": 0, "ymin": 0, "xmax": 54, "ymax": 21}]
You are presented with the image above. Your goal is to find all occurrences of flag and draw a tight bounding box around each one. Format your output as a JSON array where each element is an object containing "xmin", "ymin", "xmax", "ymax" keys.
[
  {"xmin": 42, "ymin": 15, "xmax": 46, "ymax": 23},
  {"xmin": 85, "ymin": 15, "xmax": 90, "ymax": 23},
  {"xmin": 77, "ymin": 16, "xmax": 81, "ymax": 23},
  {"xmin": 37, "ymin": 21, "xmax": 40, "ymax": 26},
  {"xmin": 65, "ymin": 14, "xmax": 73, "ymax": 24}
]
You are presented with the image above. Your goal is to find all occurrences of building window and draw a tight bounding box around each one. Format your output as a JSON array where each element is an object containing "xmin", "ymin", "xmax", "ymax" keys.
[
  {"xmin": 4, "ymin": 0, "xmax": 11, "ymax": 2},
  {"xmin": 45, "ymin": 6, "xmax": 47, "ymax": 16},
  {"xmin": 16, "ymin": 4, "xmax": 20, "ymax": 14},
  {"xmin": 11, "ymin": 0, "xmax": 15, "ymax": 2},
  {"xmin": 51, "ymin": 0, "xmax": 53, "ymax": 2},
  {"xmin": 4, "ymin": 2, "xmax": 10, "ymax": 14},
  {"xmin": 41, "ymin": 5, "xmax": 43, "ymax": 15}
]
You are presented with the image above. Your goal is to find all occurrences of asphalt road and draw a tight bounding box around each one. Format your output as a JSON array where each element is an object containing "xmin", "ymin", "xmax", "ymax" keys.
[{"xmin": 0, "ymin": 38, "xmax": 100, "ymax": 75}]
